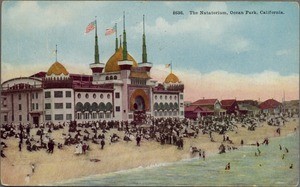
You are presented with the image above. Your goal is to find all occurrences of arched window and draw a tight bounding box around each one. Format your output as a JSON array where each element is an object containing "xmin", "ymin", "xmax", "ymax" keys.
[
  {"xmin": 75, "ymin": 102, "xmax": 83, "ymax": 112},
  {"xmin": 106, "ymin": 76, "xmax": 109, "ymax": 80},
  {"xmin": 100, "ymin": 94, "xmax": 103, "ymax": 99},
  {"xmin": 114, "ymin": 75, "xmax": 117, "ymax": 80},
  {"xmin": 110, "ymin": 76, "xmax": 113, "ymax": 80},
  {"xmin": 77, "ymin": 93, "xmax": 81, "ymax": 99}
]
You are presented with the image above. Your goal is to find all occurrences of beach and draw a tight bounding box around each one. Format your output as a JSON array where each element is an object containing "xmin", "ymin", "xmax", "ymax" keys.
[{"xmin": 1, "ymin": 118, "xmax": 299, "ymax": 186}]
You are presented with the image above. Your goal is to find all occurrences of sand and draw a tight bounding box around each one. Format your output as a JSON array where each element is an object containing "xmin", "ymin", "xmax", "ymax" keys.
[{"xmin": 1, "ymin": 118, "xmax": 299, "ymax": 186}]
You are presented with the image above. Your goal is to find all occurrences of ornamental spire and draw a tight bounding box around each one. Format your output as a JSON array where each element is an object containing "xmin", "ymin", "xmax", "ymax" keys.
[
  {"xmin": 115, "ymin": 23, "xmax": 118, "ymax": 52},
  {"xmin": 142, "ymin": 15, "xmax": 147, "ymax": 63},
  {"xmin": 94, "ymin": 16, "xmax": 100, "ymax": 64},
  {"xmin": 122, "ymin": 11, "xmax": 128, "ymax": 60},
  {"xmin": 119, "ymin": 34, "xmax": 122, "ymax": 48}
]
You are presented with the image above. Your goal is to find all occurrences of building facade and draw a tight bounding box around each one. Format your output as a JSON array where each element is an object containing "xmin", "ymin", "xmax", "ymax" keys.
[{"xmin": 1, "ymin": 16, "xmax": 184, "ymax": 125}]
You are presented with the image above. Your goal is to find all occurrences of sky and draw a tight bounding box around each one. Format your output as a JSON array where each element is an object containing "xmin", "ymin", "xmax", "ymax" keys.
[{"xmin": 1, "ymin": 1, "xmax": 299, "ymax": 102}]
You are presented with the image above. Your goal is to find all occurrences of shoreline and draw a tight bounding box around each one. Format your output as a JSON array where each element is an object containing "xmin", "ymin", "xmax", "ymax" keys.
[
  {"xmin": 1, "ymin": 118, "xmax": 299, "ymax": 186},
  {"xmin": 53, "ymin": 129, "xmax": 300, "ymax": 186}
]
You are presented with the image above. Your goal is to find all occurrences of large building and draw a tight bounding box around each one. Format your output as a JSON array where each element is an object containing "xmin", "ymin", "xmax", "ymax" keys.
[{"xmin": 0, "ymin": 15, "xmax": 184, "ymax": 125}]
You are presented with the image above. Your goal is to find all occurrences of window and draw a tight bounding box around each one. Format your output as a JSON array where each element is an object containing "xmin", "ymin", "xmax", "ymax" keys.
[
  {"xmin": 180, "ymin": 94, "xmax": 183, "ymax": 100},
  {"xmin": 45, "ymin": 115, "xmax": 51, "ymax": 120},
  {"xmin": 18, "ymin": 94, "xmax": 21, "ymax": 100},
  {"xmin": 114, "ymin": 75, "xmax": 117, "ymax": 80},
  {"xmin": 165, "ymin": 96, "xmax": 167, "ymax": 100},
  {"xmin": 84, "ymin": 113, "xmax": 89, "ymax": 119},
  {"xmin": 92, "ymin": 113, "xmax": 97, "ymax": 119},
  {"xmin": 54, "ymin": 91, "xmax": 63, "ymax": 98},
  {"xmin": 19, "ymin": 104, "xmax": 22, "ymax": 110},
  {"xmin": 85, "ymin": 94, "xmax": 89, "ymax": 99},
  {"xmin": 45, "ymin": 91, "xmax": 51, "ymax": 98},
  {"xmin": 36, "ymin": 93, "xmax": 38, "ymax": 99},
  {"xmin": 99, "ymin": 113, "xmax": 104, "ymax": 119},
  {"xmin": 181, "ymin": 111, "xmax": 184, "ymax": 116},
  {"xmin": 36, "ymin": 103, "xmax": 38, "ymax": 110},
  {"xmin": 4, "ymin": 115, "xmax": 7, "ymax": 122},
  {"xmin": 19, "ymin": 115, "xmax": 22, "ymax": 121},
  {"xmin": 55, "ymin": 114, "xmax": 63, "ymax": 120},
  {"xmin": 106, "ymin": 76, "xmax": 109, "ymax": 80},
  {"xmin": 155, "ymin": 95, "xmax": 157, "ymax": 100},
  {"xmin": 107, "ymin": 94, "xmax": 110, "ymax": 99},
  {"xmin": 32, "ymin": 93, "xmax": 34, "ymax": 99},
  {"xmin": 66, "ymin": 91, "xmax": 71, "ymax": 98},
  {"xmin": 105, "ymin": 113, "xmax": 111, "ymax": 118},
  {"xmin": 100, "ymin": 94, "xmax": 103, "ymax": 99},
  {"xmin": 66, "ymin": 103, "xmax": 72, "ymax": 109},
  {"xmin": 45, "ymin": 103, "xmax": 51, "ymax": 109},
  {"xmin": 170, "ymin": 96, "xmax": 172, "ymax": 100},
  {"xmin": 32, "ymin": 103, "xmax": 35, "ymax": 110},
  {"xmin": 115, "ymin": 92, "xmax": 120, "ymax": 98},
  {"xmin": 93, "ymin": 94, "xmax": 96, "ymax": 99},
  {"xmin": 160, "ymin": 95, "xmax": 162, "ymax": 99},
  {"xmin": 174, "ymin": 96, "xmax": 177, "ymax": 100},
  {"xmin": 77, "ymin": 93, "xmax": 81, "ymax": 99},
  {"xmin": 66, "ymin": 114, "xmax": 72, "ymax": 120},
  {"xmin": 54, "ymin": 103, "xmax": 64, "ymax": 109},
  {"xmin": 116, "ymin": 106, "xmax": 120, "ymax": 112},
  {"xmin": 77, "ymin": 113, "xmax": 82, "ymax": 120},
  {"xmin": 110, "ymin": 76, "xmax": 113, "ymax": 80}
]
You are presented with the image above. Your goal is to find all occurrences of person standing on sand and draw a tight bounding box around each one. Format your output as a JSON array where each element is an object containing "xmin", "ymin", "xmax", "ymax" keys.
[
  {"xmin": 18, "ymin": 140, "xmax": 22, "ymax": 151},
  {"xmin": 31, "ymin": 164, "xmax": 35, "ymax": 173},
  {"xmin": 25, "ymin": 174, "xmax": 30, "ymax": 184},
  {"xmin": 100, "ymin": 138, "xmax": 105, "ymax": 149},
  {"xmin": 136, "ymin": 134, "xmax": 141, "ymax": 146}
]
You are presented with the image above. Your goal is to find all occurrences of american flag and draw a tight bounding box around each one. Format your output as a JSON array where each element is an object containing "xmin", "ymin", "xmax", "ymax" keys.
[
  {"xmin": 85, "ymin": 20, "xmax": 96, "ymax": 34},
  {"xmin": 105, "ymin": 25, "xmax": 116, "ymax": 36}
]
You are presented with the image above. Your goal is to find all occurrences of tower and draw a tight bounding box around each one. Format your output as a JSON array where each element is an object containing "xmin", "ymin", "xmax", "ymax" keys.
[
  {"xmin": 90, "ymin": 18, "xmax": 105, "ymax": 76},
  {"xmin": 138, "ymin": 15, "xmax": 152, "ymax": 73}
]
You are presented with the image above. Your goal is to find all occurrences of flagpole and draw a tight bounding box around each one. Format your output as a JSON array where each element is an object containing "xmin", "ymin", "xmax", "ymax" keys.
[
  {"xmin": 95, "ymin": 16, "xmax": 97, "ymax": 37},
  {"xmin": 55, "ymin": 44, "xmax": 58, "ymax": 62},
  {"xmin": 171, "ymin": 61, "xmax": 172, "ymax": 73}
]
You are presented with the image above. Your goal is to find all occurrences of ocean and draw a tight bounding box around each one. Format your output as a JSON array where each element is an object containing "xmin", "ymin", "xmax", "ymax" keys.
[{"xmin": 55, "ymin": 132, "xmax": 299, "ymax": 186}]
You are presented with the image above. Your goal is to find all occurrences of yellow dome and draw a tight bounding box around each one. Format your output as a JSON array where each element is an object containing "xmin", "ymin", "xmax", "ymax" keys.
[
  {"xmin": 164, "ymin": 72, "xmax": 180, "ymax": 83},
  {"xmin": 47, "ymin": 61, "xmax": 69, "ymax": 76},
  {"xmin": 105, "ymin": 47, "xmax": 138, "ymax": 72}
]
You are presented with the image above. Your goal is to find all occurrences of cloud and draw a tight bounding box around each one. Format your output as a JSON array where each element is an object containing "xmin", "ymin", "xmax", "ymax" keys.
[
  {"xmin": 276, "ymin": 49, "xmax": 291, "ymax": 56},
  {"xmin": 132, "ymin": 2, "xmax": 252, "ymax": 53},
  {"xmin": 3, "ymin": 1, "xmax": 104, "ymax": 31},
  {"xmin": 2, "ymin": 61, "xmax": 298, "ymax": 102},
  {"xmin": 150, "ymin": 66, "xmax": 299, "ymax": 102}
]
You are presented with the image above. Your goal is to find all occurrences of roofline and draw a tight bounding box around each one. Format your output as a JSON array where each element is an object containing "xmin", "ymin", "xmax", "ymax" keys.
[{"xmin": 1, "ymin": 77, "xmax": 42, "ymax": 85}]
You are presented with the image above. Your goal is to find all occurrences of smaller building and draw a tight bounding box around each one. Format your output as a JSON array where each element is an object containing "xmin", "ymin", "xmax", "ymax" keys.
[
  {"xmin": 191, "ymin": 99, "xmax": 224, "ymax": 115},
  {"xmin": 237, "ymin": 100, "xmax": 260, "ymax": 116},
  {"xmin": 259, "ymin": 99, "xmax": 282, "ymax": 114},
  {"xmin": 220, "ymin": 99, "xmax": 239, "ymax": 115},
  {"xmin": 282, "ymin": 100, "xmax": 299, "ymax": 116}
]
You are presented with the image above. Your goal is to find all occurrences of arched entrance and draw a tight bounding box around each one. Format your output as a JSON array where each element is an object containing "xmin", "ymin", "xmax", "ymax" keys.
[
  {"xmin": 134, "ymin": 96, "xmax": 145, "ymax": 111},
  {"xmin": 130, "ymin": 89, "xmax": 149, "ymax": 124}
]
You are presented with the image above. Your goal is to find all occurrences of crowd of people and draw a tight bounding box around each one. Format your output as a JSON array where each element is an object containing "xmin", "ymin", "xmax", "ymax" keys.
[{"xmin": 0, "ymin": 112, "xmax": 297, "ymax": 162}]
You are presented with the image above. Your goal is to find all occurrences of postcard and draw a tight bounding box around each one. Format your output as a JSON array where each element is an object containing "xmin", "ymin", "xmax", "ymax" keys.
[{"xmin": 1, "ymin": 1, "xmax": 299, "ymax": 186}]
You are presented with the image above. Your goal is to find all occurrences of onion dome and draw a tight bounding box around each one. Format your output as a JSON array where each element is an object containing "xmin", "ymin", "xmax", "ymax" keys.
[
  {"xmin": 164, "ymin": 72, "xmax": 180, "ymax": 83},
  {"xmin": 104, "ymin": 47, "xmax": 138, "ymax": 72},
  {"xmin": 46, "ymin": 61, "xmax": 69, "ymax": 76}
]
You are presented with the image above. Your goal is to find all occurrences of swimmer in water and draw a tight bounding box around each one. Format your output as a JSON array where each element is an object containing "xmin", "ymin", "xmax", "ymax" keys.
[{"xmin": 225, "ymin": 162, "xmax": 230, "ymax": 170}]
